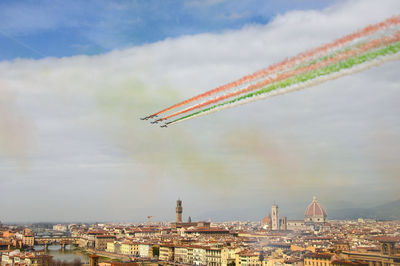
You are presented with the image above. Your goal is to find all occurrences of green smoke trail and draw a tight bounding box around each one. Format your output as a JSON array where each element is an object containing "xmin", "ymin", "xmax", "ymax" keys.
[{"xmin": 170, "ymin": 42, "xmax": 400, "ymax": 124}]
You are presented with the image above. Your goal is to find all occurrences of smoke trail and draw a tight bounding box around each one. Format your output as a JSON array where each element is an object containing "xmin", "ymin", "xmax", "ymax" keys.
[
  {"xmin": 146, "ymin": 16, "xmax": 400, "ymax": 119},
  {"xmin": 157, "ymin": 32, "xmax": 400, "ymax": 122},
  {"xmin": 167, "ymin": 43, "xmax": 400, "ymax": 125}
]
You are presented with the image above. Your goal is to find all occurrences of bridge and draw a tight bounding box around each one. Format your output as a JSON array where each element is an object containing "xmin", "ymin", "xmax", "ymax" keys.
[{"xmin": 34, "ymin": 236, "xmax": 80, "ymax": 251}]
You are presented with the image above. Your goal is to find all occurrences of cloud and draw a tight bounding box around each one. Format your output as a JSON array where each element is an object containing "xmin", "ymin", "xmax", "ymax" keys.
[
  {"xmin": 0, "ymin": 0, "xmax": 399, "ymax": 222},
  {"xmin": 0, "ymin": 81, "xmax": 34, "ymax": 166},
  {"xmin": 0, "ymin": 0, "xmax": 340, "ymax": 59}
]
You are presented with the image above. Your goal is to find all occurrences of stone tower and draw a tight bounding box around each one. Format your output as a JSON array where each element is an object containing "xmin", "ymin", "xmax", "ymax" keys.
[
  {"xmin": 271, "ymin": 204, "xmax": 279, "ymax": 231},
  {"xmin": 280, "ymin": 216, "xmax": 287, "ymax": 231},
  {"xmin": 176, "ymin": 199, "xmax": 183, "ymax": 223}
]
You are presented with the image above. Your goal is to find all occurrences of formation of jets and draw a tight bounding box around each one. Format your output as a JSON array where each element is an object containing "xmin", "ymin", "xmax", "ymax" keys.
[
  {"xmin": 140, "ymin": 115, "xmax": 158, "ymax": 120},
  {"xmin": 140, "ymin": 115, "xmax": 169, "ymax": 128}
]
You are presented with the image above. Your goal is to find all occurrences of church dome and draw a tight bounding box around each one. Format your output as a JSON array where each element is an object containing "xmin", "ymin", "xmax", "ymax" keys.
[
  {"xmin": 304, "ymin": 196, "xmax": 327, "ymax": 223},
  {"xmin": 262, "ymin": 214, "xmax": 271, "ymax": 224}
]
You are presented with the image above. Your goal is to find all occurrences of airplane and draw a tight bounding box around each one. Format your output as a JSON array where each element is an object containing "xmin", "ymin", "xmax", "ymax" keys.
[
  {"xmin": 151, "ymin": 120, "xmax": 159, "ymax": 124},
  {"xmin": 141, "ymin": 115, "xmax": 158, "ymax": 120},
  {"xmin": 160, "ymin": 124, "xmax": 168, "ymax": 128}
]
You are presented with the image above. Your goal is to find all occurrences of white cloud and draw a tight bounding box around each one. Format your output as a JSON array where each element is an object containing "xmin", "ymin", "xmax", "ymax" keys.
[{"xmin": 0, "ymin": 0, "xmax": 399, "ymax": 222}]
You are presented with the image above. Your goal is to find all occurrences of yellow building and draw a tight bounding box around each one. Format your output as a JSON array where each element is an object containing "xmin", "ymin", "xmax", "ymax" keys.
[
  {"xmin": 159, "ymin": 244, "xmax": 174, "ymax": 261},
  {"xmin": 186, "ymin": 246, "xmax": 194, "ymax": 265},
  {"xmin": 174, "ymin": 246, "xmax": 188, "ymax": 263},
  {"xmin": 131, "ymin": 242, "xmax": 140, "ymax": 256},
  {"xmin": 22, "ymin": 233, "xmax": 35, "ymax": 247},
  {"xmin": 304, "ymin": 253, "xmax": 334, "ymax": 266},
  {"xmin": 121, "ymin": 241, "xmax": 139, "ymax": 256},
  {"xmin": 106, "ymin": 241, "xmax": 115, "ymax": 253},
  {"xmin": 236, "ymin": 250, "xmax": 262, "ymax": 266},
  {"xmin": 222, "ymin": 247, "xmax": 239, "ymax": 265}
]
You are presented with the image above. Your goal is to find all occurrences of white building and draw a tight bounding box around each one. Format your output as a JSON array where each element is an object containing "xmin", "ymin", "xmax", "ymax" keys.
[{"xmin": 139, "ymin": 243, "xmax": 151, "ymax": 258}]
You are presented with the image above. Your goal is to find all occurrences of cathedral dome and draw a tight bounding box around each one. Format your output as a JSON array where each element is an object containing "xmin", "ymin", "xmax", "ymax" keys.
[
  {"xmin": 262, "ymin": 214, "xmax": 271, "ymax": 224},
  {"xmin": 304, "ymin": 196, "xmax": 327, "ymax": 223}
]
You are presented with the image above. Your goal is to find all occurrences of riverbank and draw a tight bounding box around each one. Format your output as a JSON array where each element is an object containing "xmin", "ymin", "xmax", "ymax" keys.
[{"xmin": 86, "ymin": 248, "xmax": 129, "ymax": 262}]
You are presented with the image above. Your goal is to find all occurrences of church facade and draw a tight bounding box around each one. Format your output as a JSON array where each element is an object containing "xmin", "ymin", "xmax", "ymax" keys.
[{"xmin": 262, "ymin": 196, "xmax": 328, "ymax": 232}]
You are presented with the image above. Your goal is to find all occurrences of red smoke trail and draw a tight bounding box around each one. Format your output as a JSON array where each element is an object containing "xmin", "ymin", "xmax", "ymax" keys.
[
  {"xmin": 156, "ymin": 31, "xmax": 400, "ymax": 122},
  {"xmin": 147, "ymin": 16, "xmax": 400, "ymax": 119}
]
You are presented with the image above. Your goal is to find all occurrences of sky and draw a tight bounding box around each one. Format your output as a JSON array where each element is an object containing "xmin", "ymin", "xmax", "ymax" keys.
[{"xmin": 0, "ymin": 0, "xmax": 399, "ymax": 223}]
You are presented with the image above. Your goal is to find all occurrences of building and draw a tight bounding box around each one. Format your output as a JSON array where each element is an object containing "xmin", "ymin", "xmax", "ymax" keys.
[
  {"xmin": 261, "ymin": 214, "xmax": 272, "ymax": 230},
  {"xmin": 95, "ymin": 235, "xmax": 116, "ymax": 250},
  {"xmin": 222, "ymin": 247, "xmax": 239, "ymax": 265},
  {"xmin": 304, "ymin": 253, "xmax": 335, "ymax": 266},
  {"xmin": 206, "ymin": 247, "xmax": 222, "ymax": 266},
  {"xmin": 170, "ymin": 199, "xmax": 211, "ymax": 229},
  {"xmin": 280, "ymin": 216, "xmax": 288, "ymax": 231},
  {"xmin": 139, "ymin": 243, "xmax": 153, "ymax": 258},
  {"xmin": 193, "ymin": 246, "xmax": 207, "ymax": 265},
  {"xmin": 185, "ymin": 246, "xmax": 194, "ymax": 265},
  {"xmin": 287, "ymin": 220, "xmax": 307, "ymax": 231},
  {"xmin": 176, "ymin": 199, "xmax": 183, "ymax": 223},
  {"xmin": 106, "ymin": 241, "xmax": 121, "ymax": 254},
  {"xmin": 1, "ymin": 251, "xmax": 52, "ymax": 266},
  {"xmin": 305, "ymin": 196, "xmax": 328, "ymax": 224},
  {"xmin": 175, "ymin": 246, "xmax": 189, "ymax": 263},
  {"xmin": 87, "ymin": 230, "xmax": 107, "ymax": 248},
  {"xmin": 53, "ymin": 224, "xmax": 67, "ymax": 232},
  {"xmin": 342, "ymin": 237, "xmax": 400, "ymax": 266},
  {"xmin": 286, "ymin": 196, "xmax": 328, "ymax": 231},
  {"xmin": 272, "ymin": 204, "xmax": 279, "ymax": 231},
  {"xmin": 121, "ymin": 241, "xmax": 133, "ymax": 255},
  {"xmin": 22, "ymin": 232, "xmax": 35, "ymax": 247},
  {"xmin": 159, "ymin": 244, "xmax": 174, "ymax": 261},
  {"xmin": 185, "ymin": 226, "xmax": 231, "ymax": 237},
  {"xmin": 331, "ymin": 260, "xmax": 368, "ymax": 266},
  {"xmin": 106, "ymin": 241, "xmax": 115, "ymax": 253},
  {"xmin": 236, "ymin": 250, "xmax": 262, "ymax": 266}
]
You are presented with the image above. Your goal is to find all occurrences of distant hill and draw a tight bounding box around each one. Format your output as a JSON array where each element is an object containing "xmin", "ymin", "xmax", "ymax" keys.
[{"xmin": 329, "ymin": 199, "xmax": 400, "ymax": 220}]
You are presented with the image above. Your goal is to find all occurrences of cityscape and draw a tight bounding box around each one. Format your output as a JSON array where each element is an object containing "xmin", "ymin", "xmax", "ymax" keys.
[
  {"xmin": 1, "ymin": 0, "xmax": 400, "ymax": 266},
  {"xmin": 1, "ymin": 197, "xmax": 400, "ymax": 265}
]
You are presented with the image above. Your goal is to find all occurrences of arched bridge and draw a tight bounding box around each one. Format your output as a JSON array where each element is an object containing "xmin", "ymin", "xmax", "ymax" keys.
[{"xmin": 34, "ymin": 236, "xmax": 80, "ymax": 250}]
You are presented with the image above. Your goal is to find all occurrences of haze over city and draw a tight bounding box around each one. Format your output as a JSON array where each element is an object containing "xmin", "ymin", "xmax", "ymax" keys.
[{"xmin": 1, "ymin": 0, "xmax": 400, "ymax": 223}]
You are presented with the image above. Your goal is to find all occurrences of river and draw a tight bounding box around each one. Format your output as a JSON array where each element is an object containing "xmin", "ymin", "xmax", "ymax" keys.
[{"xmin": 34, "ymin": 245, "xmax": 89, "ymax": 264}]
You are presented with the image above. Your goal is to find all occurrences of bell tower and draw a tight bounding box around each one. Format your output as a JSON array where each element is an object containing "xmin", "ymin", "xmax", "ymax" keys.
[
  {"xmin": 271, "ymin": 204, "xmax": 279, "ymax": 231},
  {"xmin": 176, "ymin": 199, "xmax": 183, "ymax": 223}
]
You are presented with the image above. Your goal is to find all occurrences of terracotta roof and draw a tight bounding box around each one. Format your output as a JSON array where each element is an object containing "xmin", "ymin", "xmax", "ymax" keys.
[
  {"xmin": 374, "ymin": 236, "xmax": 399, "ymax": 242},
  {"xmin": 332, "ymin": 260, "xmax": 368, "ymax": 266},
  {"xmin": 186, "ymin": 227, "xmax": 229, "ymax": 233},
  {"xmin": 238, "ymin": 250, "xmax": 258, "ymax": 257},
  {"xmin": 88, "ymin": 230, "xmax": 107, "ymax": 235},
  {"xmin": 305, "ymin": 196, "xmax": 327, "ymax": 218},
  {"xmin": 305, "ymin": 253, "xmax": 334, "ymax": 259},
  {"xmin": 262, "ymin": 214, "xmax": 271, "ymax": 224},
  {"xmin": 96, "ymin": 235, "xmax": 116, "ymax": 238}
]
